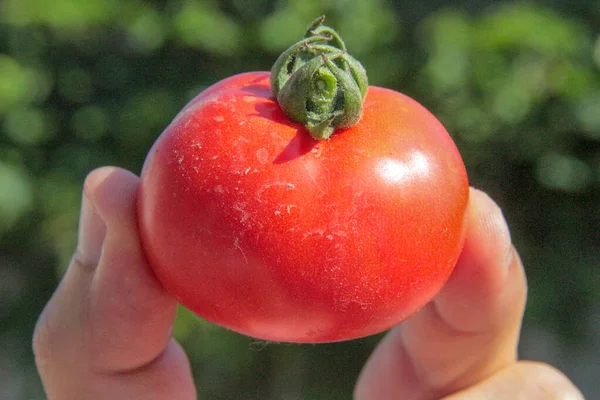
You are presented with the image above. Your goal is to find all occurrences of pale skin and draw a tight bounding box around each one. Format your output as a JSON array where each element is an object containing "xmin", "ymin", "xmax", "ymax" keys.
[{"xmin": 33, "ymin": 166, "xmax": 584, "ymax": 399}]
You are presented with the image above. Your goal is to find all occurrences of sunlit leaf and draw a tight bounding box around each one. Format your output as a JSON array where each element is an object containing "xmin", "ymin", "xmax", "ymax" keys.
[
  {"xmin": 3, "ymin": 107, "xmax": 55, "ymax": 146},
  {"xmin": 576, "ymin": 93, "xmax": 600, "ymax": 138},
  {"xmin": 259, "ymin": 1, "xmax": 321, "ymax": 52},
  {"xmin": 1, "ymin": 0, "xmax": 119, "ymax": 29},
  {"xmin": 334, "ymin": 0, "xmax": 399, "ymax": 54},
  {"xmin": 125, "ymin": 7, "xmax": 166, "ymax": 53},
  {"xmin": 474, "ymin": 4, "xmax": 588, "ymax": 57},
  {"xmin": 173, "ymin": 2, "xmax": 242, "ymax": 55},
  {"xmin": 0, "ymin": 55, "xmax": 53, "ymax": 113},
  {"xmin": 536, "ymin": 152, "xmax": 592, "ymax": 192},
  {"xmin": 0, "ymin": 162, "xmax": 33, "ymax": 233}
]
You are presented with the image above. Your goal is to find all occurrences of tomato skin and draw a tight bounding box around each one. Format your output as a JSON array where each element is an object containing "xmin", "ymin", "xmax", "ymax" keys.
[{"xmin": 138, "ymin": 71, "xmax": 469, "ymax": 343}]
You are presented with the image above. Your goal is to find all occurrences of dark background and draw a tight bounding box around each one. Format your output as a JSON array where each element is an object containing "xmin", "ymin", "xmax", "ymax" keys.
[{"xmin": 1, "ymin": 0, "xmax": 599, "ymax": 398}]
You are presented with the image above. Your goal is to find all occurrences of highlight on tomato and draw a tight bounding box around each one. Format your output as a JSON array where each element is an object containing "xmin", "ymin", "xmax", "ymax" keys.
[{"xmin": 137, "ymin": 16, "xmax": 469, "ymax": 343}]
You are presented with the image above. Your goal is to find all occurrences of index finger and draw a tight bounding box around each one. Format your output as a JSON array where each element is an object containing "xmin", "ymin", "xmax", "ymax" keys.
[
  {"xmin": 33, "ymin": 167, "xmax": 196, "ymax": 399},
  {"xmin": 355, "ymin": 188, "xmax": 528, "ymax": 400}
]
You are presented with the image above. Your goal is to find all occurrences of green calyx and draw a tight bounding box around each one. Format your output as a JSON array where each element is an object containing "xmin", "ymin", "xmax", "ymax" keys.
[{"xmin": 271, "ymin": 16, "xmax": 368, "ymax": 140}]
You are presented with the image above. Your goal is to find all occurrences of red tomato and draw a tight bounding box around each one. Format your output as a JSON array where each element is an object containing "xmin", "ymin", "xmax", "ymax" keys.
[{"xmin": 138, "ymin": 71, "xmax": 469, "ymax": 343}]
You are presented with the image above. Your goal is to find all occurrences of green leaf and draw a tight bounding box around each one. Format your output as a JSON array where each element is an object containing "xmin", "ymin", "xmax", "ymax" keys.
[{"xmin": 0, "ymin": 162, "xmax": 33, "ymax": 233}]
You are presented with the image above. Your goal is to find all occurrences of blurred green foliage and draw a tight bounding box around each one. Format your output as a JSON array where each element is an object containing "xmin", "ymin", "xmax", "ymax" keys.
[{"xmin": 1, "ymin": 0, "xmax": 599, "ymax": 398}]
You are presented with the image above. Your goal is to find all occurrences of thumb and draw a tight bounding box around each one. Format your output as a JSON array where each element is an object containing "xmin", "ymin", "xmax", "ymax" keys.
[{"xmin": 355, "ymin": 188, "xmax": 527, "ymax": 399}]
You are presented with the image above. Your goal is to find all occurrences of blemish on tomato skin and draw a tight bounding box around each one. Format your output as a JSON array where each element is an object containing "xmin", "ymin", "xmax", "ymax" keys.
[
  {"xmin": 233, "ymin": 237, "xmax": 248, "ymax": 264},
  {"xmin": 233, "ymin": 203, "xmax": 251, "ymax": 224},
  {"xmin": 256, "ymin": 148, "xmax": 269, "ymax": 164}
]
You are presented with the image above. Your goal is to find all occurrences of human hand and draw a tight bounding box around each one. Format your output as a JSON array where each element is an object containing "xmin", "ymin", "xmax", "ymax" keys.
[
  {"xmin": 354, "ymin": 186, "xmax": 584, "ymax": 399},
  {"xmin": 33, "ymin": 166, "xmax": 584, "ymax": 399},
  {"xmin": 33, "ymin": 167, "xmax": 195, "ymax": 399}
]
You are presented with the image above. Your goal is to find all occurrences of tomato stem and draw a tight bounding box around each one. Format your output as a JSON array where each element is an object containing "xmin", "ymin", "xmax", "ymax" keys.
[{"xmin": 270, "ymin": 16, "xmax": 368, "ymax": 140}]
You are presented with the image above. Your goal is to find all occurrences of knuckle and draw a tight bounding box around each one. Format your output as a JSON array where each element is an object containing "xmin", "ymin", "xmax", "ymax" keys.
[
  {"xmin": 32, "ymin": 306, "xmax": 57, "ymax": 365},
  {"xmin": 32, "ymin": 261, "xmax": 93, "ymax": 365},
  {"xmin": 520, "ymin": 362, "xmax": 584, "ymax": 400},
  {"xmin": 71, "ymin": 248, "xmax": 99, "ymax": 272}
]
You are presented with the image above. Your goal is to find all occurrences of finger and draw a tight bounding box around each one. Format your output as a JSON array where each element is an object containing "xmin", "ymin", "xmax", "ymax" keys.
[
  {"xmin": 79, "ymin": 340, "xmax": 195, "ymax": 400},
  {"xmin": 33, "ymin": 168, "xmax": 111, "ymax": 375},
  {"xmin": 84, "ymin": 166, "xmax": 178, "ymax": 372},
  {"xmin": 33, "ymin": 167, "xmax": 195, "ymax": 398},
  {"xmin": 442, "ymin": 361, "xmax": 584, "ymax": 400},
  {"xmin": 355, "ymin": 188, "xmax": 528, "ymax": 400}
]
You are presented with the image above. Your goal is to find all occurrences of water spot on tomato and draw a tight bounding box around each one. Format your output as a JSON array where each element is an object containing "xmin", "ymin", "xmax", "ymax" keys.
[
  {"xmin": 256, "ymin": 148, "xmax": 269, "ymax": 164},
  {"xmin": 214, "ymin": 185, "xmax": 224, "ymax": 193}
]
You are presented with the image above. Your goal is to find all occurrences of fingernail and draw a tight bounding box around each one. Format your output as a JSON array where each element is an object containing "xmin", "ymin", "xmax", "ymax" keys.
[
  {"xmin": 488, "ymin": 200, "xmax": 513, "ymax": 277},
  {"xmin": 76, "ymin": 192, "xmax": 107, "ymax": 267},
  {"xmin": 471, "ymin": 187, "xmax": 514, "ymax": 276},
  {"xmin": 494, "ymin": 212, "xmax": 513, "ymax": 276}
]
